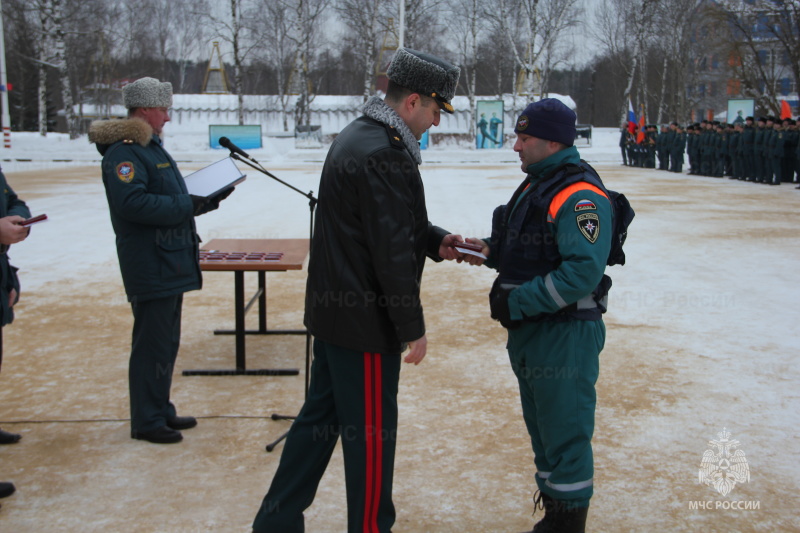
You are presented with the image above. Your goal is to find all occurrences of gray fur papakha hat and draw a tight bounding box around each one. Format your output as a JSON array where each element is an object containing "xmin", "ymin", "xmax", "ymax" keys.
[
  {"xmin": 387, "ymin": 48, "xmax": 460, "ymax": 113},
  {"xmin": 122, "ymin": 77, "xmax": 173, "ymax": 109}
]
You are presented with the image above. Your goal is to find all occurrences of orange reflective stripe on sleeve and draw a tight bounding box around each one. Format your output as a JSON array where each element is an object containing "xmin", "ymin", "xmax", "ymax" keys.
[{"xmin": 548, "ymin": 183, "xmax": 608, "ymax": 221}]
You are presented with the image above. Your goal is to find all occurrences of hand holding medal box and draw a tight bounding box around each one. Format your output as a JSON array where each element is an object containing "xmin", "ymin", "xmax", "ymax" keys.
[
  {"xmin": 21, "ymin": 214, "xmax": 48, "ymax": 227},
  {"xmin": 454, "ymin": 240, "xmax": 487, "ymax": 260}
]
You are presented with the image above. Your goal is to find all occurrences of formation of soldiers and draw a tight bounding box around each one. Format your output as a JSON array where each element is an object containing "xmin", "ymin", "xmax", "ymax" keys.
[
  {"xmin": 619, "ymin": 116, "xmax": 800, "ymax": 188},
  {"xmin": 620, "ymin": 123, "xmax": 687, "ymax": 173}
]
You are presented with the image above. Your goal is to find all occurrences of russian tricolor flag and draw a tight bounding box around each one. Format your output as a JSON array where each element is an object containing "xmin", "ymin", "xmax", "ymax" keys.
[{"xmin": 627, "ymin": 98, "xmax": 636, "ymax": 133}]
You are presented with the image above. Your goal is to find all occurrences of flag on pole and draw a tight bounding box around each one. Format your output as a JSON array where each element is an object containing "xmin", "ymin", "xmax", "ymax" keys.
[
  {"xmin": 637, "ymin": 104, "xmax": 646, "ymax": 143},
  {"xmin": 627, "ymin": 98, "xmax": 636, "ymax": 133},
  {"xmin": 780, "ymin": 99, "xmax": 792, "ymax": 119}
]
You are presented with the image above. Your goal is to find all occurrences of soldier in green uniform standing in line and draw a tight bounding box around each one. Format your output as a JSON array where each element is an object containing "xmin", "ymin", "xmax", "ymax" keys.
[
  {"xmin": 716, "ymin": 122, "xmax": 727, "ymax": 177},
  {"xmin": 619, "ymin": 124, "xmax": 629, "ymax": 166},
  {"xmin": 795, "ymin": 125, "xmax": 800, "ymax": 187},
  {"xmin": 89, "ymin": 77, "xmax": 233, "ymax": 444},
  {"xmin": 768, "ymin": 118, "xmax": 783, "ymax": 185},
  {"xmin": 741, "ymin": 116, "xmax": 755, "ymax": 180},
  {"xmin": 753, "ymin": 117, "xmax": 766, "ymax": 182},
  {"xmin": 671, "ymin": 124, "xmax": 687, "ymax": 173},
  {"xmin": 689, "ymin": 124, "xmax": 701, "ymax": 174},
  {"xmin": 699, "ymin": 120, "xmax": 712, "ymax": 176},
  {"xmin": 718, "ymin": 123, "xmax": 728, "ymax": 176},
  {"xmin": 786, "ymin": 119, "xmax": 800, "ymax": 185},
  {"xmin": 644, "ymin": 125, "xmax": 657, "ymax": 168},
  {"xmin": 763, "ymin": 117, "xmax": 776, "ymax": 183},
  {"xmin": 725, "ymin": 124, "xmax": 736, "ymax": 176},
  {"xmin": 729, "ymin": 122, "xmax": 743, "ymax": 180},
  {"xmin": 781, "ymin": 118, "xmax": 796, "ymax": 183},
  {"xmin": 656, "ymin": 125, "xmax": 666, "ymax": 170}
]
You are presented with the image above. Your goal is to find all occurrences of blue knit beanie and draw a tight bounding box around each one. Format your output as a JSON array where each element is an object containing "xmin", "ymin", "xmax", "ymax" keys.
[{"xmin": 514, "ymin": 98, "xmax": 576, "ymax": 146}]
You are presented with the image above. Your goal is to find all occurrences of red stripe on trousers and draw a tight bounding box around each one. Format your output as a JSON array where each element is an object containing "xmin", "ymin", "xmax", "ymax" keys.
[
  {"xmin": 363, "ymin": 352, "xmax": 382, "ymax": 533},
  {"xmin": 373, "ymin": 354, "xmax": 383, "ymax": 531}
]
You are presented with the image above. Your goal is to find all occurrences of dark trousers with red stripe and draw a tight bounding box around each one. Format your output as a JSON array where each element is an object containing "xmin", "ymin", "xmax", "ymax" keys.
[{"xmin": 253, "ymin": 338, "xmax": 400, "ymax": 533}]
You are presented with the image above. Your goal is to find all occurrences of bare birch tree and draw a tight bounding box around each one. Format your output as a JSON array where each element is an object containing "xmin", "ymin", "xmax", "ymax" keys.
[
  {"xmin": 285, "ymin": 0, "xmax": 331, "ymax": 127},
  {"xmin": 169, "ymin": 0, "xmax": 208, "ymax": 93},
  {"xmin": 488, "ymin": 0, "xmax": 579, "ymax": 104},
  {"xmin": 653, "ymin": 0, "xmax": 702, "ymax": 123},
  {"xmin": 257, "ymin": 0, "xmax": 294, "ymax": 131},
  {"xmin": 45, "ymin": 0, "xmax": 79, "ymax": 138},
  {"xmin": 201, "ymin": 0, "xmax": 266, "ymax": 124},
  {"xmin": 593, "ymin": 0, "xmax": 658, "ymax": 129},
  {"xmin": 446, "ymin": 0, "xmax": 489, "ymax": 135},
  {"xmin": 335, "ymin": 0, "xmax": 389, "ymax": 102},
  {"xmin": 402, "ymin": 0, "xmax": 447, "ymax": 50}
]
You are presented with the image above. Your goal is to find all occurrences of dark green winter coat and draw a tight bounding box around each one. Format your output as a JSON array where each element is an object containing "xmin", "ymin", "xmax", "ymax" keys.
[
  {"xmin": 0, "ymin": 169, "xmax": 31, "ymax": 326},
  {"xmin": 89, "ymin": 118, "xmax": 201, "ymax": 303}
]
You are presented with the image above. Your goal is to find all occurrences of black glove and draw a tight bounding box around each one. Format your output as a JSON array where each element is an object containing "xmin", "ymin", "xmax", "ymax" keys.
[
  {"xmin": 190, "ymin": 194, "xmax": 210, "ymax": 216},
  {"xmin": 190, "ymin": 187, "xmax": 235, "ymax": 216},
  {"xmin": 207, "ymin": 186, "xmax": 235, "ymax": 211},
  {"xmin": 489, "ymin": 279, "xmax": 522, "ymax": 329}
]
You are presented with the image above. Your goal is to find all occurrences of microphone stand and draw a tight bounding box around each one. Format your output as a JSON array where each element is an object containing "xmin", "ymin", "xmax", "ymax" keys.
[{"xmin": 228, "ymin": 152, "xmax": 316, "ymax": 452}]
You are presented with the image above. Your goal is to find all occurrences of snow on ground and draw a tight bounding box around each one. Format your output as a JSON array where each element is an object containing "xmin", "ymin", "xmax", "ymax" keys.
[{"xmin": 0, "ymin": 125, "xmax": 798, "ymax": 531}]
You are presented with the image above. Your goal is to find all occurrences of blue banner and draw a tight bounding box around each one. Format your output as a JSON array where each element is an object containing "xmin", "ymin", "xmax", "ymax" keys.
[{"xmin": 209, "ymin": 125, "xmax": 262, "ymax": 149}]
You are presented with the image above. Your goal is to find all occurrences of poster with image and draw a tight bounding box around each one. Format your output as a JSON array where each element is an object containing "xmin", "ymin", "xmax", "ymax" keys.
[
  {"xmin": 727, "ymin": 99, "xmax": 754, "ymax": 125},
  {"xmin": 476, "ymin": 100, "xmax": 505, "ymax": 149}
]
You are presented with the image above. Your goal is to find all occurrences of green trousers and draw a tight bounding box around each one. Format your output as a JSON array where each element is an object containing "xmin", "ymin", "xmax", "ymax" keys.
[
  {"xmin": 129, "ymin": 294, "xmax": 181, "ymax": 432},
  {"xmin": 253, "ymin": 339, "xmax": 401, "ymax": 533},
  {"xmin": 507, "ymin": 319, "xmax": 604, "ymax": 508}
]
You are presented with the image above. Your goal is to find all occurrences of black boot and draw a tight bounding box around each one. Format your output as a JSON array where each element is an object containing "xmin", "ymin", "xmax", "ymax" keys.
[
  {"xmin": 548, "ymin": 501, "xmax": 589, "ymax": 533},
  {"xmin": 521, "ymin": 490, "xmax": 556, "ymax": 533}
]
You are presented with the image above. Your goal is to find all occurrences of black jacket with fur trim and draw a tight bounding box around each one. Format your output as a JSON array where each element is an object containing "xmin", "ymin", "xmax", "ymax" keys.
[
  {"xmin": 304, "ymin": 104, "xmax": 448, "ymax": 354},
  {"xmin": 89, "ymin": 118, "xmax": 201, "ymax": 302}
]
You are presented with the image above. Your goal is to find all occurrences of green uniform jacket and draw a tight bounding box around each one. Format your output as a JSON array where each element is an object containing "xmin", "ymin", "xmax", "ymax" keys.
[
  {"xmin": 0, "ymin": 169, "xmax": 31, "ymax": 325},
  {"xmin": 486, "ymin": 147, "xmax": 612, "ymax": 319},
  {"xmin": 89, "ymin": 118, "xmax": 201, "ymax": 303}
]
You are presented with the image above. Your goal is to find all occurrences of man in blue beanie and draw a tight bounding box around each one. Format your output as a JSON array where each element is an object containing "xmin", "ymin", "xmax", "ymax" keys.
[{"xmin": 464, "ymin": 98, "xmax": 612, "ymax": 533}]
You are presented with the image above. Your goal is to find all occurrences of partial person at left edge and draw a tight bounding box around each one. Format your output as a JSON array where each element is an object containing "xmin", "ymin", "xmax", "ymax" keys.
[
  {"xmin": 0, "ymin": 165, "xmax": 35, "ymax": 505},
  {"xmin": 88, "ymin": 77, "xmax": 234, "ymax": 444}
]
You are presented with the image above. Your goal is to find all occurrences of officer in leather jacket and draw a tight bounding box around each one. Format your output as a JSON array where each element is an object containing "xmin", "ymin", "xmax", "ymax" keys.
[{"xmin": 253, "ymin": 48, "xmax": 466, "ymax": 533}]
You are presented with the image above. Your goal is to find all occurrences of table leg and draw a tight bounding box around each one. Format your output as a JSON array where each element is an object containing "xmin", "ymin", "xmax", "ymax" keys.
[
  {"xmin": 182, "ymin": 270, "xmax": 300, "ymax": 376},
  {"xmin": 235, "ymin": 270, "xmax": 246, "ymax": 371},
  {"xmin": 258, "ymin": 271, "xmax": 267, "ymax": 333}
]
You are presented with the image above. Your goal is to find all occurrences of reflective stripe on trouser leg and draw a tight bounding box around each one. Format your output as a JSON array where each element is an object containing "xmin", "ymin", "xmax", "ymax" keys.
[{"xmin": 507, "ymin": 319, "xmax": 604, "ymax": 506}]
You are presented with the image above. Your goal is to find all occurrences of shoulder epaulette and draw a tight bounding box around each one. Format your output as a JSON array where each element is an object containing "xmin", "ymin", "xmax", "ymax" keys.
[{"xmin": 384, "ymin": 123, "xmax": 405, "ymax": 149}]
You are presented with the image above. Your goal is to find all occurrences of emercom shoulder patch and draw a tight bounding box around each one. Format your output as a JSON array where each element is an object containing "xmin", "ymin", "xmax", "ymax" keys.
[
  {"xmin": 116, "ymin": 162, "xmax": 135, "ymax": 183},
  {"xmin": 577, "ymin": 212, "xmax": 600, "ymax": 243}
]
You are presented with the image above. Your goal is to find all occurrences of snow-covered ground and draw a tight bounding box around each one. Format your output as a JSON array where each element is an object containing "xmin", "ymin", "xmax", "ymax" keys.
[
  {"xmin": 0, "ymin": 127, "xmax": 620, "ymax": 293},
  {"xmin": 0, "ymin": 125, "xmax": 797, "ymax": 531}
]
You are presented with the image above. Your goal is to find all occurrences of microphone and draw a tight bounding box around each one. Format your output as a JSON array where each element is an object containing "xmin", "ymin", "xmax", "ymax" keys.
[{"xmin": 219, "ymin": 137, "xmax": 255, "ymax": 161}]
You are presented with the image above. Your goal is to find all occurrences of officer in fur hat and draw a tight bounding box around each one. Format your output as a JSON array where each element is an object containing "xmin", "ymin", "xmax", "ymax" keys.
[
  {"xmin": 252, "ymin": 48, "xmax": 468, "ymax": 533},
  {"xmin": 89, "ymin": 77, "xmax": 232, "ymax": 444},
  {"xmin": 463, "ymin": 99, "xmax": 612, "ymax": 533}
]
